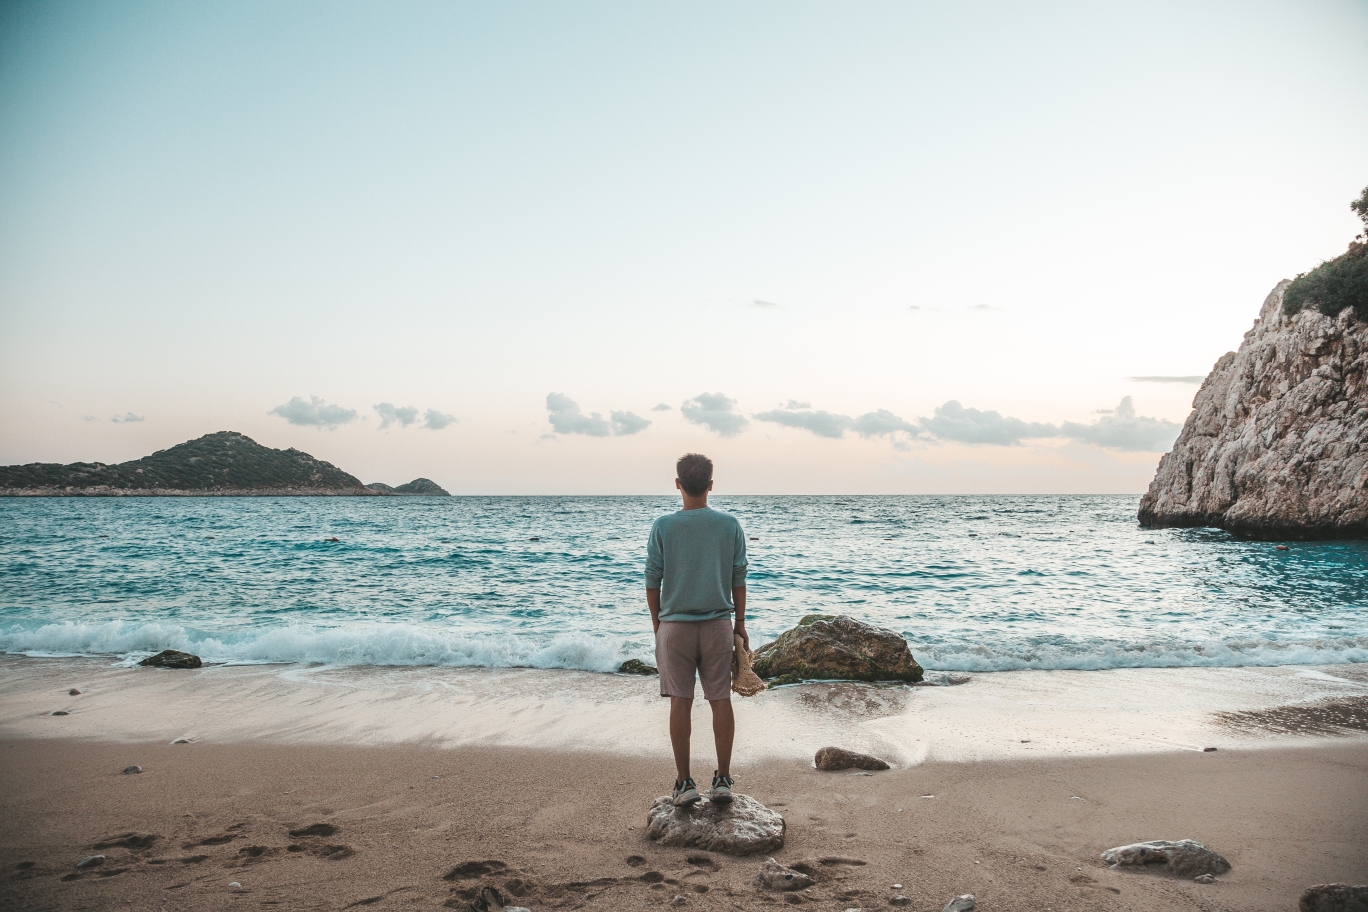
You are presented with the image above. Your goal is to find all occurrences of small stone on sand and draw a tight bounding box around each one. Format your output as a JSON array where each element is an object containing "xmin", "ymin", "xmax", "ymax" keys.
[
  {"xmin": 815, "ymin": 747, "xmax": 889, "ymax": 771},
  {"xmin": 228, "ymin": 881, "xmax": 242, "ymax": 889},
  {"xmin": 1102, "ymin": 839, "xmax": 1231, "ymax": 877},
  {"xmin": 942, "ymin": 895, "xmax": 976, "ymax": 912},
  {"xmin": 69, "ymin": 689, "xmax": 81, "ymax": 695},
  {"xmin": 754, "ymin": 857, "xmax": 813, "ymax": 891},
  {"xmin": 173, "ymin": 738, "xmax": 192, "ymax": 744},
  {"xmin": 122, "ymin": 765, "xmax": 142, "ymax": 774},
  {"xmin": 1195, "ymin": 874, "xmax": 1217, "ymax": 884},
  {"xmin": 890, "ymin": 897, "xmax": 910, "ymax": 907},
  {"xmin": 51, "ymin": 710, "xmax": 68, "ymax": 716},
  {"xmin": 75, "ymin": 855, "xmax": 104, "ymax": 869},
  {"xmin": 1204, "ymin": 747, "xmax": 1218, "ymax": 752}
]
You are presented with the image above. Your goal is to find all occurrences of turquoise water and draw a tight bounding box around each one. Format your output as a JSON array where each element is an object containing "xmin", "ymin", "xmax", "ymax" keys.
[{"xmin": 1, "ymin": 496, "xmax": 1365, "ymax": 673}]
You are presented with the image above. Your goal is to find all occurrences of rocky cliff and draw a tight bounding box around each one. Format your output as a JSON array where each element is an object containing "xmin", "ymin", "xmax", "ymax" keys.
[
  {"xmin": 0, "ymin": 431, "xmax": 379, "ymax": 496},
  {"xmin": 1138, "ymin": 281, "xmax": 1367, "ymax": 539}
]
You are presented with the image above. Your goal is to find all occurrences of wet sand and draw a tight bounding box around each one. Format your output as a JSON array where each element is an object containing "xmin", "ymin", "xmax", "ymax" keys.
[{"xmin": 2, "ymin": 657, "xmax": 1367, "ymax": 911}]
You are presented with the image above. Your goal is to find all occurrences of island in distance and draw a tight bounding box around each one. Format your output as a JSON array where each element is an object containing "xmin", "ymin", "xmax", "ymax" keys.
[{"xmin": 0, "ymin": 431, "xmax": 450, "ymax": 497}]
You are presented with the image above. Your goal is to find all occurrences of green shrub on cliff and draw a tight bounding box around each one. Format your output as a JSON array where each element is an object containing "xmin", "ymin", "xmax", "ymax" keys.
[{"xmin": 1283, "ymin": 185, "xmax": 1368, "ymax": 321}]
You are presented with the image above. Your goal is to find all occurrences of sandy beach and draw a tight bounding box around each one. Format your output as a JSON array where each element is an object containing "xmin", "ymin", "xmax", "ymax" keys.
[{"xmin": 2, "ymin": 657, "xmax": 1366, "ymax": 911}]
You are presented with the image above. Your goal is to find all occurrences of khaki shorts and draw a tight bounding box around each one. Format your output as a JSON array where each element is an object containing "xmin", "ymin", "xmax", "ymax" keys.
[{"xmin": 655, "ymin": 618, "xmax": 733, "ymax": 701}]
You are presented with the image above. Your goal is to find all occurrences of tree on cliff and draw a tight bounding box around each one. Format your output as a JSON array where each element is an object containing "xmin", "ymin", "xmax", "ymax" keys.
[{"xmin": 1283, "ymin": 184, "xmax": 1368, "ymax": 321}]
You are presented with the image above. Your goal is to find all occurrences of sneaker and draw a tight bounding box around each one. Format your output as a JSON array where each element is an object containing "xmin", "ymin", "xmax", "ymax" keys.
[
  {"xmin": 710, "ymin": 771, "xmax": 734, "ymax": 804},
  {"xmin": 672, "ymin": 778, "xmax": 700, "ymax": 807}
]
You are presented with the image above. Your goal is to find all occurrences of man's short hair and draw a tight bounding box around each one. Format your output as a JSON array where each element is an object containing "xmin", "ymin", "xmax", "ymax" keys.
[{"xmin": 676, "ymin": 453, "xmax": 713, "ymax": 497}]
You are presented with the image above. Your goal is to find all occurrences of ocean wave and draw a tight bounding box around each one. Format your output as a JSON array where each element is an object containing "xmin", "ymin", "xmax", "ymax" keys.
[
  {"xmin": 2, "ymin": 619, "xmax": 1365, "ymax": 675},
  {"xmin": 912, "ymin": 636, "xmax": 1368, "ymax": 673},
  {"xmin": 0, "ymin": 620, "xmax": 650, "ymax": 673}
]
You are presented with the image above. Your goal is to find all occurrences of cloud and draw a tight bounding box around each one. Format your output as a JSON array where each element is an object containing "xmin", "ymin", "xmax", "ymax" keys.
[
  {"xmin": 919, "ymin": 401, "xmax": 1058, "ymax": 446},
  {"xmin": 681, "ymin": 392, "xmax": 748, "ymax": 437},
  {"xmin": 781, "ymin": 400, "xmax": 811, "ymax": 410},
  {"xmin": 82, "ymin": 415, "xmax": 99, "ymax": 422},
  {"xmin": 423, "ymin": 409, "xmax": 457, "ymax": 430},
  {"xmin": 750, "ymin": 299, "xmax": 779, "ymax": 308},
  {"xmin": 611, "ymin": 411, "xmax": 651, "ymax": 435},
  {"xmin": 374, "ymin": 402, "xmax": 419, "ymax": 430},
  {"xmin": 754, "ymin": 408, "xmax": 851, "ymax": 439},
  {"xmin": 110, "ymin": 413, "xmax": 145, "ymax": 423},
  {"xmin": 1060, "ymin": 396, "xmax": 1181, "ymax": 452},
  {"xmin": 969, "ymin": 304, "xmax": 1001, "ymax": 311},
  {"xmin": 545, "ymin": 393, "xmax": 611, "ymax": 436},
  {"xmin": 1129, "ymin": 375, "xmax": 1206, "ymax": 384},
  {"xmin": 651, "ymin": 403, "xmax": 672, "ymax": 411},
  {"xmin": 269, "ymin": 396, "xmax": 358, "ymax": 429},
  {"xmin": 850, "ymin": 409, "xmax": 920, "ymax": 438}
]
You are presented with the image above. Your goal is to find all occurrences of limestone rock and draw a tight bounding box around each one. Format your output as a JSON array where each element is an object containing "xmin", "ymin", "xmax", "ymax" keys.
[
  {"xmin": 618, "ymin": 659, "xmax": 658, "ymax": 676},
  {"xmin": 646, "ymin": 793, "xmax": 784, "ymax": 856},
  {"xmin": 754, "ymin": 857, "xmax": 812, "ymax": 891},
  {"xmin": 942, "ymin": 894, "xmax": 976, "ymax": 912},
  {"xmin": 752, "ymin": 615, "xmax": 923, "ymax": 683},
  {"xmin": 1101, "ymin": 839, "xmax": 1231, "ymax": 877},
  {"xmin": 814, "ymin": 747, "xmax": 890, "ymax": 771},
  {"xmin": 1301, "ymin": 884, "xmax": 1368, "ymax": 912},
  {"xmin": 1139, "ymin": 281, "xmax": 1368, "ymax": 539},
  {"xmin": 139, "ymin": 649, "xmax": 202, "ymax": 669}
]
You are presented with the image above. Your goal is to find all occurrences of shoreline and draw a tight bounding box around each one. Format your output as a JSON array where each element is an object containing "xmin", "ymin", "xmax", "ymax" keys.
[{"xmin": 4, "ymin": 655, "xmax": 1365, "ymax": 761}]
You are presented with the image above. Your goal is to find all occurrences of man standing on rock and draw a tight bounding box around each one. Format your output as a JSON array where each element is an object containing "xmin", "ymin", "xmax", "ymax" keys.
[{"xmin": 646, "ymin": 453, "xmax": 749, "ymax": 807}]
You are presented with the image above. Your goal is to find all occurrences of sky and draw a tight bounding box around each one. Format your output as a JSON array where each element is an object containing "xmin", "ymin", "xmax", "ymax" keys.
[{"xmin": 1, "ymin": 1, "xmax": 1366, "ymax": 494}]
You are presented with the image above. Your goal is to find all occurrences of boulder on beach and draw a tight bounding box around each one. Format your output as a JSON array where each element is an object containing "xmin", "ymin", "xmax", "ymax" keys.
[
  {"xmin": 1101, "ymin": 839, "xmax": 1231, "ymax": 878},
  {"xmin": 754, "ymin": 857, "xmax": 812, "ymax": 891},
  {"xmin": 618, "ymin": 659, "xmax": 657, "ymax": 676},
  {"xmin": 752, "ymin": 615, "xmax": 923, "ymax": 683},
  {"xmin": 646, "ymin": 793, "xmax": 784, "ymax": 856},
  {"xmin": 138, "ymin": 649, "xmax": 202, "ymax": 669},
  {"xmin": 814, "ymin": 746, "xmax": 890, "ymax": 771},
  {"xmin": 1300, "ymin": 884, "xmax": 1368, "ymax": 912}
]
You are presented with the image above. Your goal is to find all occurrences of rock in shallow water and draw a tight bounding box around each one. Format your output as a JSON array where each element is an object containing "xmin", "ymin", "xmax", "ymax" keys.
[
  {"xmin": 1101, "ymin": 839, "xmax": 1231, "ymax": 877},
  {"xmin": 1300, "ymin": 883, "xmax": 1368, "ymax": 912},
  {"xmin": 646, "ymin": 794, "xmax": 784, "ymax": 856},
  {"xmin": 814, "ymin": 746, "xmax": 890, "ymax": 771},
  {"xmin": 753, "ymin": 857, "xmax": 812, "ymax": 891},
  {"xmin": 617, "ymin": 659, "xmax": 658, "ymax": 676},
  {"xmin": 138, "ymin": 649, "xmax": 202, "ymax": 669},
  {"xmin": 752, "ymin": 615, "xmax": 923, "ymax": 683}
]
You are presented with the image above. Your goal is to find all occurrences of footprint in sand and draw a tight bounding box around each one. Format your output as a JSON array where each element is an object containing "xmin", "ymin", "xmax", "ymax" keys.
[
  {"xmin": 444, "ymin": 860, "xmax": 509, "ymax": 880},
  {"xmin": 288, "ymin": 823, "xmax": 338, "ymax": 838},
  {"xmin": 624, "ymin": 855, "xmax": 646, "ymax": 868}
]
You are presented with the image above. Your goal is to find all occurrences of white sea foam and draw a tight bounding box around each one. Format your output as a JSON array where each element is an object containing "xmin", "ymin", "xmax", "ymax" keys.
[
  {"xmin": 0, "ymin": 621, "xmax": 648, "ymax": 673},
  {"xmin": 2, "ymin": 619, "xmax": 1365, "ymax": 675}
]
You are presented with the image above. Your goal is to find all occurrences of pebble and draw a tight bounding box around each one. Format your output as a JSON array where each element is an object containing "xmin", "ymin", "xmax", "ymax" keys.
[
  {"xmin": 1203, "ymin": 747, "xmax": 1218, "ymax": 752},
  {"xmin": 892, "ymin": 884, "xmax": 902, "ymax": 889},
  {"xmin": 228, "ymin": 881, "xmax": 242, "ymax": 889},
  {"xmin": 75, "ymin": 855, "xmax": 104, "ymax": 869},
  {"xmin": 69, "ymin": 688, "xmax": 81, "ymax": 695},
  {"xmin": 122, "ymin": 765, "xmax": 142, "ymax": 775},
  {"xmin": 672, "ymin": 896, "xmax": 687, "ymax": 906},
  {"xmin": 173, "ymin": 738, "xmax": 192, "ymax": 744},
  {"xmin": 51, "ymin": 711, "xmax": 69, "ymax": 716},
  {"xmin": 942, "ymin": 895, "xmax": 976, "ymax": 912},
  {"xmin": 1195, "ymin": 874, "xmax": 1217, "ymax": 884}
]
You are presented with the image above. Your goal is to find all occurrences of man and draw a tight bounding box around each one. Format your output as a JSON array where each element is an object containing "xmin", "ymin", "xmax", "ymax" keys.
[{"xmin": 645, "ymin": 453, "xmax": 749, "ymax": 807}]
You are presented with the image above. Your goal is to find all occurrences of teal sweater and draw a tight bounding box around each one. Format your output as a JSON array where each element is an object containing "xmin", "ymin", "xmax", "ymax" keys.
[{"xmin": 644, "ymin": 507, "xmax": 749, "ymax": 622}]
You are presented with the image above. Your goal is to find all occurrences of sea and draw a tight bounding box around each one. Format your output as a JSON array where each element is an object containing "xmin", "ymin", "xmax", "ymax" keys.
[{"xmin": 1, "ymin": 495, "xmax": 1365, "ymax": 675}]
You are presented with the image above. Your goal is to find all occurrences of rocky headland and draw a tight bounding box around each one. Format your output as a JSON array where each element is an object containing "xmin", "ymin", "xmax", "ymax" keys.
[
  {"xmin": 1138, "ymin": 281, "xmax": 1366, "ymax": 539},
  {"xmin": 0, "ymin": 432, "xmax": 448, "ymax": 497}
]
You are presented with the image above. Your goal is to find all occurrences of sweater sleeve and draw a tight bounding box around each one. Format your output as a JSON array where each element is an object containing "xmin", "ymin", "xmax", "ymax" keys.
[
  {"xmin": 645, "ymin": 521, "xmax": 664, "ymax": 589},
  {"xmin": 731, "ymin": 520, "xmax": 749, "ymax": 587}
]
